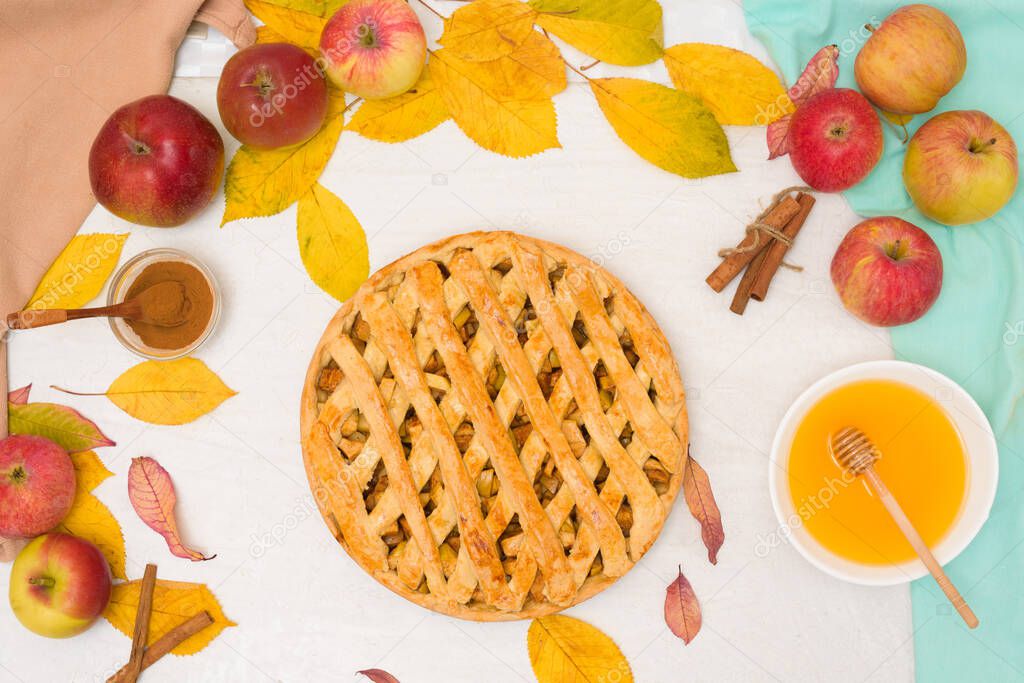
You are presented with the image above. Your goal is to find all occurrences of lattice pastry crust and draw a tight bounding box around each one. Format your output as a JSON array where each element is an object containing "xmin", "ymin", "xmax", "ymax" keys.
[{"xmin": 300, "ymin": 232, "xmax": 688, "ymax": 620}]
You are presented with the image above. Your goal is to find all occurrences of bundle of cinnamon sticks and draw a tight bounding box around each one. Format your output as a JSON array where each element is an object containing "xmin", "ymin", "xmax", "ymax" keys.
[
  {"xmin": 706, "ymin": 188, "xmax": 816, "ymax": 314},
  {"xmin": 107, "ymin": 564, "xmax": 214, "ymax": 683}
]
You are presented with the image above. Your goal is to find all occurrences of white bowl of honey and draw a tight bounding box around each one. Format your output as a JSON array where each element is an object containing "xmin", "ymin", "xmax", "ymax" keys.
[{"xmin": 769, "ymin": 360, "xmax": 998, "ymax": 585}]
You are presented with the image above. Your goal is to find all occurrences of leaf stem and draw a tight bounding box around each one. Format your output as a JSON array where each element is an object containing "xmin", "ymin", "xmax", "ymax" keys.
[
  {"xmin": 343, "ymin": 97, "xmax": 364, "ymax": 115},
  {"xmin": 561, "ymin": 57, "xmax": 590, "ymax": 81},
  {"xmin": 579, "ymin": 58, "xmax": 601, "ymax": 71},
  {"xmin": 415, "ymin": 0, "xmax": 446, "ymax": 20},
  {"xmin": 50, "ymin": 385, "xmax": 104, "ymax": 397}
]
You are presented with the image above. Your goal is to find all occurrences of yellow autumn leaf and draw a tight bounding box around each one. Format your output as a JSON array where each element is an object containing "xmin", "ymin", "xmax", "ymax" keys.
[
  {"xmin": 59, "ymin": 449, "xmax": 123, "ymax": 578},
  {"xmin": 881, "ymin": 110, "xmax": 914, "ymax": 136},
  {"xmin": 590, "ymin": 77, "xmax": 736, "ymax": 178},
  {"xmin": 324, "ymin": 0, "xmax": 348, "ymax": 15},
  {"xmin": 256, "ymin": 25, "xmax": 319, "ymax": 58},
  {"xmin": 531, "ymin": 0, "xmax": 663, "ymax": 66},
  {"xmin": 70, "ymin": 450, "xmax": 113, "ymax": 492},
  {"xmin": 346, "ymin": 71, "xmax": 450, "ymax": 142},
  {"xmin": 105, "ymin": 579, "xmax": 235, "ymax": 655},
  {"xmin": 297, "ymin": 183, "xmax": 369, "ymax": 302},
  {"xmin": 483, "ymin": 30, "xmax": 568, "ymax": 100},
  {"xmin": 527, "ymin": 615, "xmax": 633, "ymax": 683},
  {"xmin": 430, "ymin": 48, "xmax": 561, "ymax": 158},
  {"xmin": 882, "ymin": 111, "xmax": 913, "ymax": 125},
  {"xmin": 434, "ymin": 31, "xmax": 567, "ymax": 102},
  {"xmin": 57, "ymin": 358, "xmax": 237, "ymax": 425},
  {"xmin": 439, "ymin": 0, "xmax": 539, "ymax": 61},
  {"xmin": 256, "ymin": 0, "xmax": 326, "ymax": 15},
  {"xmin": 56, "ymin": 483, "xmax": 126, "ymax": 580},
  {"xmin": 664, "ymin": 43, "xmax": 792, "ymax": 126},
  {"xmin": 244, "ymin": 0, "xmax": 327, "ymax": 50},
  {"xmin": 222, "ymin": 89, "xmax": 346, "ymax": 225},
  {"xmin": 25, "ymin": 234, "xmax": 128, "ymax": 310}
]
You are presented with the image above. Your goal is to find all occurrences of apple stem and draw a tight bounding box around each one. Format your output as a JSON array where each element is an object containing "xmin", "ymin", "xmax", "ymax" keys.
[
  {"xmin": 28, "ymin": 577, "xmax": 55, "ymax": 588},
  {"xmin": 969, "ymin": 138, "xmax": 998, "ymax": 154},
  {"xmin": 885, "ymin": 239, "xmax": 908, "ymax": 261}
]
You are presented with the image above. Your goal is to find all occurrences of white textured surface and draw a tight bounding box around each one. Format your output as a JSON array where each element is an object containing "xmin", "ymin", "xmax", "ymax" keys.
[{"xmin": 0, "ymin": 2, "xmax": 915, "ymax": 681}]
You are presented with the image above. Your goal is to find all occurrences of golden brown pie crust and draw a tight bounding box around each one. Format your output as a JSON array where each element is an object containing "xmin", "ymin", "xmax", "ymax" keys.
[{"xmin": 300, "ymin": 231, "xmax": 688, "ymax": 620}]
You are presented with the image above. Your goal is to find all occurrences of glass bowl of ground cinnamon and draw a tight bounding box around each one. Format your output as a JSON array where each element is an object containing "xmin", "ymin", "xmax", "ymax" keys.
[{"xmin": 106, "ymin": 248, "xmax": 220, "ymax": 360}]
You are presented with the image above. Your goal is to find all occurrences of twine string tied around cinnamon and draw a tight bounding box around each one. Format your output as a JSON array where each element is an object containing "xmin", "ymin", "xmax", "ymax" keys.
[{"xmin": 718, "ymin": 185, "xmax": 813, "ymax": 271}]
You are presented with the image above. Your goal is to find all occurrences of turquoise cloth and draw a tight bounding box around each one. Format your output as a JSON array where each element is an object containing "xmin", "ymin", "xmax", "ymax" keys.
[{"xmin": 744, "ymin": 1, "xmax": 1024, "ymax": 679}]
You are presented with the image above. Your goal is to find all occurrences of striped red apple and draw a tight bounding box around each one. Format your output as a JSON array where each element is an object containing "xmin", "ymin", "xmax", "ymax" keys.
[
  {"xmin": 903, "ymin": 110, "xmax": 1018, "ymax": 226},
  {"xmin": 0, "ymin": 435, "xmax": 75, "ymax": 539},
  {"xmin": 319, "ymin": 0, "xmax": 426, "ymax": 100},
  {"xmin": 854, "ymin": 4, "xmax": 966, "ymax": 116},
  {"xmin": 9, "ymin": 533, "xmax": 112, "ymax": 638},
  {"xmin": 831, "ymin": 217, "xmax": 943, "ymax": 327}
]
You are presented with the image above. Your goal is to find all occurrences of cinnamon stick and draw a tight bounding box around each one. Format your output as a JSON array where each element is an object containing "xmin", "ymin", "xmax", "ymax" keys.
[
  {"xmin": 107, "ymin": 611, "xmax": 214, "ymax": 683},
  {"xmin": 122, "ymin": 563, "xmax": 158, "ymax": 683},
  {"xmin": 730, "ymin": 247, "xmax": 770, "ymax": 315},
  {"xmin": 706, "ymin": 195, "xmax": 801, "ymax": 292},
  {"xmin": 750, "ymin": 193, "xmax": 816, "ymax": 302}
]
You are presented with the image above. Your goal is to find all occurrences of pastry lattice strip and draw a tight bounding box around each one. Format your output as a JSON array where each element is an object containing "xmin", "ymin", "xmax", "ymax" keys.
[{"xmin": 311, "ymin": 235, "xmax": 684, "ymax": 613}]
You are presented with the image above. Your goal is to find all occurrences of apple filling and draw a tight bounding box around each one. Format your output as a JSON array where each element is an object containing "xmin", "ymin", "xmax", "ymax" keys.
[{"xmin": 314, "ymin": 282, "xmax": 677, "ymax": 600}]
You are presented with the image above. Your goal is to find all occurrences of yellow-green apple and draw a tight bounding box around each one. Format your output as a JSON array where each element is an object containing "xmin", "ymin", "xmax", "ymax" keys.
[
  {"xmin": 788, "ymin": 88, "xmax": 883, "ymax": 192},
  {"xmin": 319, "ymin": 0, "xmax": 426, "ymax": 99},
  {"xmin": 831, "ymin": 216, "xmax": 943, "ymax": 326},
  {"xmin": 89, "ymin": 95, "xmax": 224, "ymax": 227},
  {"xmin": 904, "ymin": 110, "xmax": 1018, "ymax": 225},
  {"xmin": 217, "ymin": 43, "xmax": 328, "ymax": 149},
  {"xmin": 9, "ymin": 533, "xmax": 112, "ymax": 638},
  {"xmin": 855, "ymin": 4, "xmax": 965, "ymax": 115},
  {"xmin": 0, "ymin": 435, "xmax": 75, "ymax": 538}
]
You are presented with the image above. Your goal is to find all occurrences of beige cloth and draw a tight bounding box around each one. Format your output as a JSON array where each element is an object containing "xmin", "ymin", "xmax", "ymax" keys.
[{"xmin": 0, "ymin": 0, "xmax": 255, "ymax": 443}]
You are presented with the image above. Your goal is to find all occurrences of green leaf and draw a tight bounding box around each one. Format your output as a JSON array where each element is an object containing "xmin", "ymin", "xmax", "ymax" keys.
[{"xmin": 8, "ymin": 402, "xmax": 115, "ymax": 453}]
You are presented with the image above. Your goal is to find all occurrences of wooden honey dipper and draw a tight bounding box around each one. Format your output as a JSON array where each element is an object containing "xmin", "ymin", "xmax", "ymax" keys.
[{"xmin": 831, "ymin": 426, "xmax": 979, "ymax": 629}]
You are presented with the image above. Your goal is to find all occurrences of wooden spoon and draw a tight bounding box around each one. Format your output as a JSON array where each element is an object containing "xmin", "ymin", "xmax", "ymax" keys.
[
  {"xmin": 831, "ymin": 426, "xmax": 979, "ymax": 628},
  {"xmin": 5, "ymin": 281, "xmax": 189, "ymax": 331}
]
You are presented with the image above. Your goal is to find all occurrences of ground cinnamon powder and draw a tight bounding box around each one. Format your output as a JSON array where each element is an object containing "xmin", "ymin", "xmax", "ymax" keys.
[{"xmin": 124, "ymin": 261, "xmax": 214, "ymax": 350}]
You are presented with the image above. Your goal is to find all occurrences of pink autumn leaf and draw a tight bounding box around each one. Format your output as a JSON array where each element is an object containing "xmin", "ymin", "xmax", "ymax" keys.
[
  {"xmin": 664, "ymin": 565, "xmax": 702, "ymax": 645},
  {"xmin": 128, "ymin": 456, "xmax": 214, "ymax": 562},
  {"xmin": 789, "ymin": 44, "xmax": 840, "ymax": 106},
  {"xmin": 8, "ymin": 384, "xmax": 31, "ymax": 405},
  {"xmin": 767, "ymin": 45, "xmax": 840, "ymax": 159},
  {"xmin": 357, "ymin": 669, "xmax": 400, "ymax": 683},
  {"xmin": 766, "ymin": 114, "xmax": 793, "ymax": 159}
]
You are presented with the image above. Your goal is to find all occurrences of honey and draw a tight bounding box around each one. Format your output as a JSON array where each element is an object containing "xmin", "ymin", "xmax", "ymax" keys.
[{"xmin": 787, "ymin": 379, "xmax": 967, "ymax": 565}]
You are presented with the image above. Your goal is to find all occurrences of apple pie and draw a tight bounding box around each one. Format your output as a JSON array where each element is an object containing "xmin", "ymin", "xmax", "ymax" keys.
[{"xmin": 300, "ymin": 231, "xmax": 688, "ymax": 620}]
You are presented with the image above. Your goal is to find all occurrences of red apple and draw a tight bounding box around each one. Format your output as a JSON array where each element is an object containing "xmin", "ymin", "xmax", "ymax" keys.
[
  {"xmin": 9, "ymin": 533, "xmax": 112, "ymax": 638},
  {"xmin": 855, "ymin": 4, "xmax": 966, "ymax": 115},
  {"xmin": 0, "ymin": 435, "xmax": 75, "ymax": 538},
  {"xmin": 217, "ymin": 42, "xmax": 328, "ymax": 149},
  {"xmin": 89, "ymin": 95, "xmax": 225, "ymax": 227},
  {"xmin": 319, "ymin": 0, "xmax": 427, "ymax": 99},
  {"xmin": 788, "ymin": 88, "xmax": 883, "ymax": 192},
  {"xmin": 904, "ymin": 110, "xmax": 1018, "ymax": 225},
  {"xmin": 831, "ymin": 216, "xmax": 943, "ymax": 327}
]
